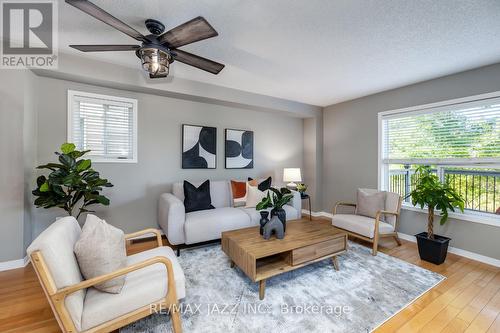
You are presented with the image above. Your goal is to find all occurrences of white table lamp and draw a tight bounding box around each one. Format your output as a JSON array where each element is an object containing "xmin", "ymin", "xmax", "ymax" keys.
[{"xmin": 283, "ymin": 168, "xmax": 302, "ymax": 189}]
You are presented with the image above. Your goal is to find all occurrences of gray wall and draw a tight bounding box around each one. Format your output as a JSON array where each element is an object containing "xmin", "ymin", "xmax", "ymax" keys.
[
  {"xmin": 4, "ymin": 59, "xmax": 499, "ymax": 262},
  {"xmin": 23, "ymin": 71, "xmax": 37, "ymax": 252},
  {"xmin": 323, "ymin": 63, "xmax": 500, "ymax": 260},
  {"xmin": 303, "ymin": 115, "xmax": 323, "ymax": 211},
  {"xmin": 0, "ymin": 70, "xmax": 36, "ymax": 262},
  {"xmin": 33, "ymin": 77, "xmax": 304, "ymax": 236}
]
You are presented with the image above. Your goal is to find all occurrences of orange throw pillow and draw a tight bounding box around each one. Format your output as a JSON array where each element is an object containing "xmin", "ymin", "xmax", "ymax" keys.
[{"xmin": 231, "ymin": 180, "xmax": 247, "ymax": 199}]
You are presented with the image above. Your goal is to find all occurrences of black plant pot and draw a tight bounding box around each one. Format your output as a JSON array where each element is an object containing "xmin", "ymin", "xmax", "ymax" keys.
[
  {"xmin": 415, "ymin": 232, "xmax": 451, "ymax": 265},
  {"xmin": 271, "ymin": 208, "xmax": 286, "ymax": 232}
]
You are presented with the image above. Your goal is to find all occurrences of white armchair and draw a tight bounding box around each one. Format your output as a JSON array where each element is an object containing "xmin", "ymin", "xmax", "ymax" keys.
[
  {"xmin": 332, "ymin": 189, "xmax": 402, "ymax": 255},
  {"xmin": 27, "ymin": 216, "xmax": 185, "ymax": 333}
]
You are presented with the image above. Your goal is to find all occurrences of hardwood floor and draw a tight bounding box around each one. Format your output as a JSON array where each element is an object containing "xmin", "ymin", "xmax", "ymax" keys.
[{"xmin": 1, "ymin": 219, "xmax": 499, "ymax": 333}]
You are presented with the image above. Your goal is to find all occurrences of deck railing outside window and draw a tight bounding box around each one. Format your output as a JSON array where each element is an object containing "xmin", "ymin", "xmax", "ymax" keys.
[{"xmin": 389, "ymin": 166, "xmax": 500, "ymax": 214}]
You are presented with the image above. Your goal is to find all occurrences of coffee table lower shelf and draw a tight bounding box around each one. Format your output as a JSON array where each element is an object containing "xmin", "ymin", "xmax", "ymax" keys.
[{"xmin": 234, "ymin": 251, "xmax": 344, "ymax": 299}]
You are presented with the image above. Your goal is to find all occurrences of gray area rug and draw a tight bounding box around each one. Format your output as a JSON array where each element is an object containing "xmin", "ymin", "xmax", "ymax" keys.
[{"xmin": 121, "ymin": 242, "xmax": 444, "ymax": 333}]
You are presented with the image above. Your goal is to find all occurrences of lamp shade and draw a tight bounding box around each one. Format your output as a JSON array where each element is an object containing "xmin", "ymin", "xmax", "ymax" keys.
[{"xmin": 283, "ymin": 168, "xmax": 302, "ymax": 182}]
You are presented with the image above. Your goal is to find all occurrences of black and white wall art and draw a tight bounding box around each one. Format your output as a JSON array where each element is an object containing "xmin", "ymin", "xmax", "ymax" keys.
[
  {"xmin": 225, "ymin": 129, "xmax": 254, "ymax": 169},
  {"xmin": 182, "ymin": 125, "xmax": 217, "ymax": 169}
]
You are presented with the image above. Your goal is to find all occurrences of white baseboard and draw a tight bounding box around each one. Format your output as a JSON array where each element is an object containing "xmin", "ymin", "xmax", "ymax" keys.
[
  {"xmin": 302, "ymin": 209, "xmax": 333, "ymax": 219},
  {"xmin": 0, "ymin": 255, "xmax": 30, "ymax": 272},
  {"xmin": 302, "ymin": 209, "xmax": 500, "ymax": 268},
  {"xmin": 397, "ymin": 232, "xmax": 500, "ymax": 268}
]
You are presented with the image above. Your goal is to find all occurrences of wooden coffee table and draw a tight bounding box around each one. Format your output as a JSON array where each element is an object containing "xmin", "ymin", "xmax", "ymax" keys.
[{"xmin": 221, "ymin": 218, "xmax": 348, "ymax": 300}]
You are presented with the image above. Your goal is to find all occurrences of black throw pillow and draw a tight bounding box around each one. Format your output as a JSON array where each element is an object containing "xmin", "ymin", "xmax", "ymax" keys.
[
  {"xmin": 248, "ymin": 176, "xmax": 272, "ymax": 191},
  {"xmin": 183, "ymin": 180, "xmax": 215, "ymax": 213}
]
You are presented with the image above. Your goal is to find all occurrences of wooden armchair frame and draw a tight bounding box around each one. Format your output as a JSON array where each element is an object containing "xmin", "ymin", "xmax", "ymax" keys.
[
  {"xmin": 333, "ymin": 198, "xmax": 402, "ymax": 255},
  {"xmin": 30, "ymin": 228, "xmax": 182, "ymax": 333}
]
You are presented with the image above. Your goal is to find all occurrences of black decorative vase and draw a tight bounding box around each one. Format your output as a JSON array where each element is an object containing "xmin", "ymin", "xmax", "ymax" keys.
[
  {"xmin": 415, "ymin": 232, "xmax": 451, "ymax": 265},
  {"xmin": 259, "ymin": 211, "xmax": 270, "ymax": 235},
  {"xmin": 271, "ymin": 208, "xmax": 286, "ymax": 233}
]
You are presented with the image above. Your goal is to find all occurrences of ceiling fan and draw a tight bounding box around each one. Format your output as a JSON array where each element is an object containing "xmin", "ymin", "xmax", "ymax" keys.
[{"xmin": 65, "ymin": 0, "xmax": 225, "ymax": 78}]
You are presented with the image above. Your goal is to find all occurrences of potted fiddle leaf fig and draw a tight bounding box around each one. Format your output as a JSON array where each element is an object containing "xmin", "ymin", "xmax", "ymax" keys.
[
  {"xmin": 406, "ymin": 166, "xmax": 464, "ymax": 264},
  {"xmin": 32, "ymin": 143, "xmax": 114, "ymax": 219},
  {"xmin": 256, "ymin": 187, "xmax": 294, "ymax": 232}
]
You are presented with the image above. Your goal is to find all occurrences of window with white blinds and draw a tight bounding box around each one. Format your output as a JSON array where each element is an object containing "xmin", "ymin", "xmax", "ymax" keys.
[
  {"xmin": 68, "ymin": 90, "xmax": 138, "ymax": 162},
  {"xmin": 381, "ymin": 97, "xmax": 500, "ymax": 165},
  {"xmin": 378, "ymin": 94, "xmax": 500, "ymax": 220}
]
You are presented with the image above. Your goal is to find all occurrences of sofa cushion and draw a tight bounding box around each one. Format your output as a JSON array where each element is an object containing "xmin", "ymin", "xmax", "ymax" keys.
[
  {"xmin": 173, "ymin": 180, "xmax": 231, "ymax": 208},
  {"xmin": 184, "ymin": 207, "xmax": 252, "ymax": 244},
  {"xmin": 183, "ymin": 180, "xmax": 215, "ymax": 213},
  {"xmin": 245, "ymin": 185, "xmax": 269, "ymax": 208},
  {"xmin": 231, "ymin": 180, "xmax": 248, "ymax": 207},
  {"xmin": 332, "ymin": 214, "xmax": 394, "ymax": 238},
  {"xmin": 231, "ymin": 180, "xmax": 247, "ymax": 199},
  {"xmin": 233, "ymin": 197, "xmax": 246, "ymax": 207},
  {"xmin": 74, "ymin": 215, "xmax": 127, "ymax": 294},
  {"xmin": 81, "ymin": 246, "xmax": 185, "ymax": 330},
  {"xmin": 238, "ymin": 207, "xmax": 271, "ymax": 225},
  {"xmin": 356, "ymin": 189, "xmax": 386, "ymax": 220},
  {"xmin": 27, "ymin": 216, "xmax": 85, "ymax": 331}
]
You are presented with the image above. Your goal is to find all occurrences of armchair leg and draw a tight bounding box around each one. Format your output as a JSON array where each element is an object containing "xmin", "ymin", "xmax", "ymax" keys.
[
  {"xmin": 372, "ymin": 234, "xmax": 379, "ymax": 256},
  {"xmin": 176, "ymin": 247, "xmax": 180, "ymax": 257},
  {"xmin": 170, "ymin": 303, "xmax": 182, "ymax": 333},
  {"xmin": 394, "ymin": 235, "xmax": 402, "ymax": 246}
]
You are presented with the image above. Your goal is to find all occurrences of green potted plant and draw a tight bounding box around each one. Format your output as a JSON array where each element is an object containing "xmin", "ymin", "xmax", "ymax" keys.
[
  {"xmin": 32, "ymin": 143, "xmax": 114, "ymax": 219},
  {"xmin": 406, "ymin": 166, "xmax": 464, "ymax": 264},
  {"xmin": 256, "ymin": 187, "xmax": 294, "ymax": 232},
  {"xmin": 296, "ymin": 183, "xmax": 308, "ymax": 198}
]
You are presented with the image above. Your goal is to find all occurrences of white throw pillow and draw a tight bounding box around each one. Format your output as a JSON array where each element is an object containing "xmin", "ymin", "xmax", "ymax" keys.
[
  {"xmin": 74, "ymin": 214, "xmax": 127, "ymax": 294},
  {"xmin": 356, "ymin": 189, "xmax": 386, "ymax": 220},
  {"xmin": 245, "ymin": 185, "xmax": 269, "ymax": 208}
]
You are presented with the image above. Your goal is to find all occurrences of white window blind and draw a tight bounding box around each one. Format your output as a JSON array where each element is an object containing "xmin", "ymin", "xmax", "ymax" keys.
[
  {"xmin": 68, "ymin": 90, "xmax": 138, "ymax": 162},
  {"xmin": 382, "ymin": 98, "xmax": 500, "ymax": 165}
]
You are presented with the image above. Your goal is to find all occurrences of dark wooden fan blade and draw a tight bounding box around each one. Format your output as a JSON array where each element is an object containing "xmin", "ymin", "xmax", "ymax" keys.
[
  {"xmin": 70, "ymin": 45, "xmax": 140, "ymax": 52},
  {"xmin": 159, "ymin": 16, "xmax": 218, "ymax": 48},
  {"xmin": 172, "ymin": 49, "xmax": 224, "ymax": 74},
  {"xmin": 65, "ymin": 0, "xmax": 147, "ymax": 42}
]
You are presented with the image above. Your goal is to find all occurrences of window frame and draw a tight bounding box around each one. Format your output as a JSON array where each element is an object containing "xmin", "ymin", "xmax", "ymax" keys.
[
  {"xmin": 378, "ymin": 91, "xmax": 500, "ymax": 227},
  {"xmin": 67, "ymin": 90, "xmax": 138, "ymax": 163}
]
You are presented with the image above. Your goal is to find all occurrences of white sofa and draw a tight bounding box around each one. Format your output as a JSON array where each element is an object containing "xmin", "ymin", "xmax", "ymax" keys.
[{"xmin": 158, "ymin": 180, "xmax": 302, "ymax": 248}]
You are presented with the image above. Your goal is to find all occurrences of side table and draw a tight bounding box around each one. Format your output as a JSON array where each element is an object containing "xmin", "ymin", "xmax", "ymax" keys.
[{"xmin": 301, "ymin": 193, "xmax": 312, "ymax": 221}]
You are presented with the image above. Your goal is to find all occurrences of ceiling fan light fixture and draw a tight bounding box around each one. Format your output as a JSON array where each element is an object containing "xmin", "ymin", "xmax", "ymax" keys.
[
  {"xmin": 139, "ymin": 48, "xmax": 171, "ymax": 77},
  {"xmin": 65, "ymin": 0, "xmax": 224, "ymax": 78}
]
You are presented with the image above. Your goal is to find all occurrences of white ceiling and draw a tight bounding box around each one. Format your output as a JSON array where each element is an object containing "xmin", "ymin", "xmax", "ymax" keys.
[{"xmin": 59, "ymin": 0, "xmax": 500, "ymax": 107}]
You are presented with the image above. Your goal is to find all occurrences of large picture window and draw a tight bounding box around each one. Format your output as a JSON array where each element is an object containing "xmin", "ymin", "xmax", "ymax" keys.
[
  {"xmin": 379, "ymin": 94, "xmax": 500, "ymax": 221},
  {"xmin": 68, "ymin": 90, "xmax": 138, "ymax": 163}
]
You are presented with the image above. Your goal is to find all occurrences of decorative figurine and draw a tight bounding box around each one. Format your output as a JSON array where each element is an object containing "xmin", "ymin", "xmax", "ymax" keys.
[{"xmin": 263, "ymin": 216, "xmax": 285, "ymax": 240}]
